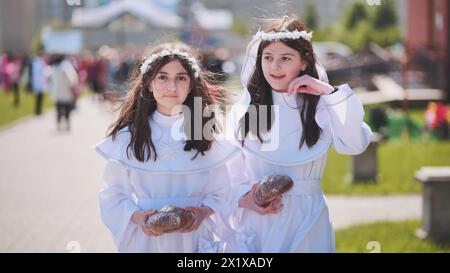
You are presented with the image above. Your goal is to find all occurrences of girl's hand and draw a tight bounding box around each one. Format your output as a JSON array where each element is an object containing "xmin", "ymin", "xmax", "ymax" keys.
[
  {"xmin": 132, "ymin": 209, "xmax": 162, "ymax": 237},
  {"xmin": 287, "ymin": 75, "xmax": 334, "ymax": 96},
  {"xmin": 238, "ymin": 183, "xmax": 284, "ymax": 215},
  {"xmin": 178, "ymin": 206, "xmax": 214, "ymax": 233}
]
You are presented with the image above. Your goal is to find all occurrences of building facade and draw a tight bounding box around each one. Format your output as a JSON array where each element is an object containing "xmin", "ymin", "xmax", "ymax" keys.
[
  {"xmin": 0, "ymin": 0, "xmax": 78, "ymax": 53},
  {"xmin": 406, "ymin": 0, "xmax": 449, "ymax": 101}
]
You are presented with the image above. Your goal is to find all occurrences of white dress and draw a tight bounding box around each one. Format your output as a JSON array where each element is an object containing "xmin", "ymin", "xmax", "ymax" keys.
[
  {"xmin": 94, "ymin": 111, "xmax": 239, "ymax": 253},
  {"xmin": 227, "ymin": 84, "xmax": 373, "ymax": 253}
]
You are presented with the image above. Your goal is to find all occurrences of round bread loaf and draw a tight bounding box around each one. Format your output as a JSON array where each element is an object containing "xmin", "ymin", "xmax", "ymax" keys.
[
  {"xmin": 146, "ymin": 205, "xmax": 196, "ymax": 234},
  {"xmin": 254, "ymin": 175, "xmax": 294, "ymax": 207}
]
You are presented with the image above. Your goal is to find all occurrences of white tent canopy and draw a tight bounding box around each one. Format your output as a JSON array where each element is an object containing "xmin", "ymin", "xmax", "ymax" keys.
[
  {"xmin": 190, "ymin": 2, "xmax": 233, "ymax": 30},
  {"xmin": 71, "ymin": 0, "xmax": 183, "ymax": 28}
]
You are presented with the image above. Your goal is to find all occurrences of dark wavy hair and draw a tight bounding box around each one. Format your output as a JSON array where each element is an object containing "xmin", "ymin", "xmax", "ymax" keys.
[
  {"xmin": 239, "ymin": 16, "xmax": 322, "ymax": 149},
  {"xmin": 108, "ymin": 42, "xmax": 226, "ymax": 162}
]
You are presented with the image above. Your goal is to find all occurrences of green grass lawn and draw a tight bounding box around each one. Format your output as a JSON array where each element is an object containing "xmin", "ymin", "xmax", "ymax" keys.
[
  {"xmin": 322, "ymin": 141, "xmax": 450, "ymax": 195},
  {"xmin": 336, "ymin": 220, "xmax": 450, "ymax": 253},
  {"xmin": 0, "ymin": 88, "xmax": 90, "ymax": 128},
  {"xmin": 0, "ymin": 89, "xmax": 54, "ymax": 127}
]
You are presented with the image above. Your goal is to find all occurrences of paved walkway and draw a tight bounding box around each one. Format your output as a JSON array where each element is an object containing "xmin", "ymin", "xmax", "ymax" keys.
[
  {"xmin": 0, "ymin": 97, "xmax": 421, "ymax": 252},
  {"xmin": 326, "ymin": 195, "xmax": 420, "ymax": 229},
  {"xmin": 0, "ymin": 97, "xmax": 117, "ymax": 252}
]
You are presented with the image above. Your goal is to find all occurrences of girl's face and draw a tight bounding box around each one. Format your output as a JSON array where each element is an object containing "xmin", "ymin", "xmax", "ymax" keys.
[
  {"xmin": 150, "ymin": 59, "xmax": 192, "ymax": 116},
  {"xmin": 261, "ymin": 41, "xmax": 307, "ymax": 92}
]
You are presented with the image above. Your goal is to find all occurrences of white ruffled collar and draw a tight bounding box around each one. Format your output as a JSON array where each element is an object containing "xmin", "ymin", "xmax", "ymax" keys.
[
  {"xmin": 151, "ymin": 110, "xmax": 183, "ymax": 127},
  {"xmin": 93, "ymin": 110, "xmax": 240, "ymax": 174}
]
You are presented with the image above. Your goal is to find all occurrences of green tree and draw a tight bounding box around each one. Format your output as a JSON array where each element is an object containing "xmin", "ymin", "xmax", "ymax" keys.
[
  {"xmin": 312, "ymin": 0, "xmax": 401, "ymax": 52},
  {"xmin": 344, "ymin": 1, "xmax": 369, "ymax": 29},
  {"xmin": 371, "ymin": 0, "xmax": 401, "ymax": 46},
  {"xmin": 304, "ymin": 3, "xmax": 318, "ymax": 30},
  {"xmin": 373, "ymin": 0, "xmax": 398, "ymax": 29}
]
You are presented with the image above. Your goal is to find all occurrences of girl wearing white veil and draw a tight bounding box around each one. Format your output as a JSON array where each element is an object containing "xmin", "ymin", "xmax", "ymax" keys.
[{"xmin": 226, "ymin": 15, "xmax": 373, "ymax": 252}]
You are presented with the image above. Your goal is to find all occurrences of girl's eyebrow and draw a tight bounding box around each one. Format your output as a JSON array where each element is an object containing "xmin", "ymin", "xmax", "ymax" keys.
[
  {"xmin": 262, "ymin": 52, "xmax": 295, "ymax": 56},
  {"xmin": 157, "ymin": 71, "xmax": 189, "ymax": 75}
]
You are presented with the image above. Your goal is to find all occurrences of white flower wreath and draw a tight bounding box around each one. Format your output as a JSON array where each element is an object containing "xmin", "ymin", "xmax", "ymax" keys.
[
  {"xmin": 140, "ymin": 49, "xmax": 201, "ymax": 78},
  {"xmin": 253, "ymin": 29, "xmax": 313, "ymax": 43}
]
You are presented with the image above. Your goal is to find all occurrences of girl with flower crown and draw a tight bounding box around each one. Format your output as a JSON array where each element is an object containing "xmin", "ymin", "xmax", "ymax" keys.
[
  {"xmin": 226, "ymin": 16, "xmax": 373, "ymax": 252},
  {"xmin": 93, "ymin": 42, "xmax": 239, "ymax": 252}
]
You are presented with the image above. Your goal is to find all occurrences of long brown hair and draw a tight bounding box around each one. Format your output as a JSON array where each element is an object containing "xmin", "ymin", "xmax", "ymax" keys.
[
  {"xmin": 108, "ymin": 42, "xmax": 226, "ymax": 162},
  {"xmin": 239, "ymin": 16, "xmax": 322, "ymax": 149}
]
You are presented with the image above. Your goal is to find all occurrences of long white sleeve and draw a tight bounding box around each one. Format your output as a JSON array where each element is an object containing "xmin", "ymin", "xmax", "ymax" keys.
[
  {"xmin": 99, "ymin": 160, "xmax": 141, "ymax": 249},
  {"xmin": 316, "ymin": 84, "xmax": 373, "ymax": 155},
  {"xmin": 226, "ymin": 151, "xmax": 252, "ymax": 213},
  {"xmin": 201, "ymin": 164, "xmax": 234, "ymax": 217}
]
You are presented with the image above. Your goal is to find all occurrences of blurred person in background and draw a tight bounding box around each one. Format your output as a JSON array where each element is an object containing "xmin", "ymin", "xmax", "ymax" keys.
[
  {"xmin": 9, "ymin": 52, "xmax": 22, "ymax": 108},
  {"xmin": 0, "ymin": 53, "xmax": 11, "ymax": 92},
  {"xmin": 425, "ymin": 102, "xmax": 449, "ymax": 140},
  {"xmin": 31, "ymin": 53, "xmax": 48, "ymax": 115},
  {"xmin": 48, "ymin": 54, "xmax": 79, "ymax": 131},
  {"xmin": 86, "ymin": 55, "xmax": 107, "ymax": 101}
]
